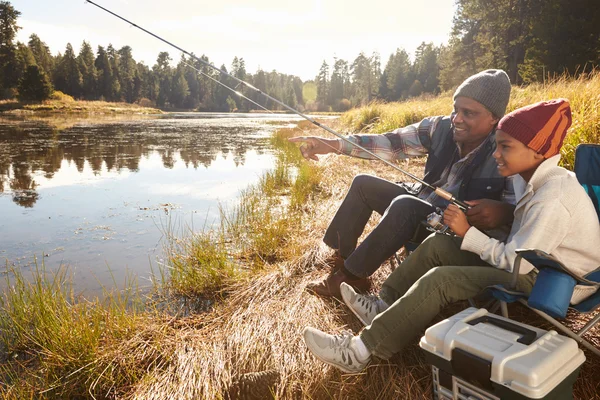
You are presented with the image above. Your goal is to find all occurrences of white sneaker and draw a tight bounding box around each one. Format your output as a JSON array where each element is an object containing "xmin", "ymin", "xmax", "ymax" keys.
[
  {"xmin": 340, "ymin": 282, "xmax": 388, "ymax": 326},
  {"xmin": 303, "ymin": 327, "xmax": 370, "ymax": 373}
]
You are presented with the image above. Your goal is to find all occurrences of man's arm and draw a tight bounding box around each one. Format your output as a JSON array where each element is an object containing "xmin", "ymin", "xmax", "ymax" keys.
[
  {"xmin": 287, "ymin": 137, "xmax": 340, "ymax": 161},
  {"xmin": 288, "ymin": 116, "xmax": 443, "ymax": 161},
  {"xmin": 465, "ymin": 174, "xmax": 517, "ymax": 231},
  {"xmin": 465, "ymin": 199, "xmax": 515, "ymax": 231}
]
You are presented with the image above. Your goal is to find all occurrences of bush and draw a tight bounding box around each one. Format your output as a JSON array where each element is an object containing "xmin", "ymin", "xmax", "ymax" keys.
[
  {"xmin": 137, "ymin": 97, "xmax": 156, "ymax": 108},
  {"xmin": 17, "ymin": 65, "xmax": 53, "ymax": 102},
  {"xmin": 49, "ymin": 90, "xmax": 75, "ymax": 102},
  {"xmin": 337, "ymin": 98, "xmax": 352, "ymax": 112},
  {"xmin": 1, "ymin": 87, "xmax": 17, "ymax": 100}
]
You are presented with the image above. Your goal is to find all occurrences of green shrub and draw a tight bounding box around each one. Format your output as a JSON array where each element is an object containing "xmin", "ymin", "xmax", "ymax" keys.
[{"xmin": 17, "ymin": 65, "xmax": 53, "ymax": 102}]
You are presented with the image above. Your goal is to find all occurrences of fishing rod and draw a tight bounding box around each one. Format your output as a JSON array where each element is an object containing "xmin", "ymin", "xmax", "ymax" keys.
[{"xmin": 84, "ymin": 0, "xmax": 469, "ymax": 211}]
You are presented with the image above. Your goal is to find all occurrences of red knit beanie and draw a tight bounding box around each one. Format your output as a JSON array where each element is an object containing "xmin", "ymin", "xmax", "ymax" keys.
[{"xmin": 497, "ymin": 99, "xmax": 572, "ymax": 158}]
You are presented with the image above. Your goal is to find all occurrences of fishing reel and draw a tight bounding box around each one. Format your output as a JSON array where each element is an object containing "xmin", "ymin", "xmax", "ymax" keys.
[{"xmin": 423, "ymin": 207, "xmax": 453, "ymax": 235}]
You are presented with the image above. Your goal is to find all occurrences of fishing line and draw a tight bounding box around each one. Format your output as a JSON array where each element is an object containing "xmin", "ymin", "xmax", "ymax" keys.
[
  {"xmin": 181, "ymin": 61, "xmax": 271, "ymax": 114},
  {"xmin": 181, "ymin": 59, "xmax": 335, "ymax": 151},
  {"xmin": 84, "ymin": 0, "xmax": 469, "ymax": 211}
]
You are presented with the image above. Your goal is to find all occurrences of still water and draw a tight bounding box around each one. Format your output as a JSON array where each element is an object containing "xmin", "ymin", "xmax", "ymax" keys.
[{"xmin": 0, "ymin": 112, "xmax": 329, "ymax": 297}]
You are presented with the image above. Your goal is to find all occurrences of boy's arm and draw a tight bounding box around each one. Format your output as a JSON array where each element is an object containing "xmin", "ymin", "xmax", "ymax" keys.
[{"xmin": 460, "ymin": 201, "xmax": 568, "ymax": 273}]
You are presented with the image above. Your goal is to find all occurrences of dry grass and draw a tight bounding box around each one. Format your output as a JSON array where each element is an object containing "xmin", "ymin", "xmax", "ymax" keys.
[{"xmin": 0, "ymin": 95, "xmax": 161, "ymax": 114}]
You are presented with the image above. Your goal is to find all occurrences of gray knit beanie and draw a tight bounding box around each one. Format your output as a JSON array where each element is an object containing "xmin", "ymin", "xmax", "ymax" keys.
[{"xmin": 453, "ymin": 69, "xmax": 511, "ymax": 118}]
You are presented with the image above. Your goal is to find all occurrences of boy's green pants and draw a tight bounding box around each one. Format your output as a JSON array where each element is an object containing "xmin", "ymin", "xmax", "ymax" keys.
[{"xmin": 359, "ymin": 233, "xmax": 537, "ymax": 359}]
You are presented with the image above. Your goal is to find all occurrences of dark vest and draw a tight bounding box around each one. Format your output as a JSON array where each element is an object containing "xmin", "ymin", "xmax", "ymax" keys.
[{"xmin": 421, "ymin": 117, "xmax": 505, "ymax": 201}]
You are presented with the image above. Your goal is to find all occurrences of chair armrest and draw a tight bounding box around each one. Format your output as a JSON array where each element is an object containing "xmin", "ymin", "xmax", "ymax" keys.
[
  {"xmin": 514, "ymin": 249, "xmax": 597, "ymax": 285},
  {"xmin": 507, "ymin": 250, "xmax": 526, "ymax": 290}
]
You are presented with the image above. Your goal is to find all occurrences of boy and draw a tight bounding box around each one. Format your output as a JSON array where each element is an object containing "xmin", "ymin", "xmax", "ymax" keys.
[{"xmin": 303, "ymin": 99, "xmax": 600, "ymax": 373}]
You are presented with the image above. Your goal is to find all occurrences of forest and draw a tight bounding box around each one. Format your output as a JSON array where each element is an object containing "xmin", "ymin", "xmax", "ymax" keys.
[{"xmin": 1, "ymin": 0, "xmax": 599, "ymax": 112}]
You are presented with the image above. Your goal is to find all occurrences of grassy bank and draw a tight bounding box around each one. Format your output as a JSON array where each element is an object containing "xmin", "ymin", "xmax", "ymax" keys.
[
  {"xmin": 1, "ymin": 74, "xmax": 600, "ymax": 398},
  {"xmin": 0, "ymin": 92, "xmax": 161, "ymax": 115}
]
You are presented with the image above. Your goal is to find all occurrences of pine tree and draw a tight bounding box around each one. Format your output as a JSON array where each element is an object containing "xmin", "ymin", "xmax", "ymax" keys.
[
  {"xmin": 180, "ymin": 54, "xmax": 199, "ymax": 109},
  {"xmin": 316, "ymin": 60, "xmax": 329, "ymax": 111},
  {"xmin": 0, "ymin": 1, "xmax": 21, "ymax": 97},
  {"xmin": 413, "ymin": 42, "xmax": 440, "ymax": 94},
  {"xmin": 54, "ymin": 43, "xmax": 82, "ymax": 97},
  {"xmin": 28, "ymin": 34, "xmax": 53, "ymax": 76},
  {"xmin": 106, "ymin": 44, "xmax": 121, "ymax": 100},
  {"xmin": 383, "ymin": 48, "xmax": 412, "ymax": 101},
  {"xmin": 153, "ymin": 51, "xmax": 172, "ymax": 108},
  {"xmin": 118, "ymin": 45, "xmax": 137, "ymax": 102},
  {"xmin": 95, "ymin": 45, "xmax": 113, "ymax": 100},
  {"xmin": 18, "ymin": 64, "xmax": 53, "ymax": 101},
  {"xmin": 214, "ymin": 64, "xmax": 232, "ymax": 111},
  {"xmin": 170, "ymin": 65, "xmax": 189, "ymax": 108},
  {"xmin": 14, "ymin": 41, "xmax": 35, "ymax": 83},
  {"xmin": 78, "ymin": 41, "xmax": 97, "ymax": 99},
  {"xmin": 251, "ymin": 69, "xmax": 267, "ymax": 109},
  {"xmin": 329, "ymin": 58, "xmax": 347, "ymax": 109},
  {"xmin": 351, "ymin": 52, "xmax": 380, "ymax": 105}
]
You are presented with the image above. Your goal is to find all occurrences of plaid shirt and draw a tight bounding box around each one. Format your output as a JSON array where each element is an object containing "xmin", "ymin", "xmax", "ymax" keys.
[
  {"xmin": 421, "ymin": 134, "xmax": 494, "ymax": 207},
  {"xmin": 339, "ymin": 117, "xmax": 442, "ymax": 161},
  {"xmin": 338, "ymin": 116, "xmax": 515, "ymax": 207}
]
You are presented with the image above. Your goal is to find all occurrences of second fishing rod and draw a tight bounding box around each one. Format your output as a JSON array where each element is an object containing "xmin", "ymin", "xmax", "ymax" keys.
[{"xmin": 85, "ymin": 0, "xmax": 470, "ymax": 212}]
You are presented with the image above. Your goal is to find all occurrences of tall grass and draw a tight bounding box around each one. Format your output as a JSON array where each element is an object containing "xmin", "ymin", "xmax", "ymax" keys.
[{"xmin": 0, "ymin": 264, "xmax": 150, "ymax": 398}]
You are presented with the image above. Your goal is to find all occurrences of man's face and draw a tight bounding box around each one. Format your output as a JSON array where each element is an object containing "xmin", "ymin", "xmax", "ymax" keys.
[{"xmin": 451, "ymin": 97, "xmax": 500, "ymax": 147}]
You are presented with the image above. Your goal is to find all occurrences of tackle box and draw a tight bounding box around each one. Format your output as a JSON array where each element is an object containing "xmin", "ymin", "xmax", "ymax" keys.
[{"xmin": 419, "ymin": 308, "xmax": 585, "ymax": 400}]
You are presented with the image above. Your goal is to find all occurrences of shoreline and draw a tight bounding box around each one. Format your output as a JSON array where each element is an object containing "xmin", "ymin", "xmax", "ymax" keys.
[
  {"xmin": 0, "ymin": 99, "xmax": 343, "ymax": 116},
  {"xmin": 0, "ymin": 98, "xmax": 162, "ymax": 115}
]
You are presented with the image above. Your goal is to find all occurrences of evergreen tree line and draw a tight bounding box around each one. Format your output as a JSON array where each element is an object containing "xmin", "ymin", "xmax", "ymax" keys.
[
  {"xmin": 314, "ymin": 0, "xmax": 599, "ymax": 111},
  {"xmin": 1, "ymin": 0, "xmax": 598, "ymax": 111}
]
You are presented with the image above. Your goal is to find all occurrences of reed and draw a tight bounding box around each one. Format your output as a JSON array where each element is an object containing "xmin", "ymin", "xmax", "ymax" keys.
[{"xmin": 0, "ymin": 263, "xmax": 151, "ymax": 398}]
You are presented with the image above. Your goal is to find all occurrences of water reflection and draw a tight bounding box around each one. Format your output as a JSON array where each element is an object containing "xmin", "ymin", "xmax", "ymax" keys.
[
  {"xmin": 0, "ymin": 112, "xmax": 322, "ymax": 296},
  {"xmin": 0, "ymin": 113, "xmax": 293, "ymax": 208}
]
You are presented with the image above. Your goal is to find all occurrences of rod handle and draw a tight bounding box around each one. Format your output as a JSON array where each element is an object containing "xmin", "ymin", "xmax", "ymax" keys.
[{"xmin": 434, "ymin": 188, "xmax": 471, "ymax": 211}]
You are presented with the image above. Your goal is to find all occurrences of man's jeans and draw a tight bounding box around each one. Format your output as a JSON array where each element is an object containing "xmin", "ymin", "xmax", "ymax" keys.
[
  {"xmin": 359, "ymin": 234, "xmax": 537, "ymax": 359},
  {"xmin": 323, "ymin": 174, "xmax": 435, "ymax": 278}
]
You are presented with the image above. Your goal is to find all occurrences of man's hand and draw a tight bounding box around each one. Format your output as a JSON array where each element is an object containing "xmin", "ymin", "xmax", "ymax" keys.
[
  {"xmin": 288, "ymin": 136, "xmax": 340, "ymax": 161},
  {"xmin": 465, "ymin": 199, "xmax": 515, "ymax": 231},
  {"xmin": 443, "ymin": 204, "xmax": 471, "ymax": 237}
]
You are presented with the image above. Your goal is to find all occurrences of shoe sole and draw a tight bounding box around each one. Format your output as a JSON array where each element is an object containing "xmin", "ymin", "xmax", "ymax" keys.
[
  {"xmin": 303, "ymin": 331, "xmax": 365, "ymax": 374},
  {"xmin": 340, "ymin": 283, "xmax": 370, "ymax": 327}
]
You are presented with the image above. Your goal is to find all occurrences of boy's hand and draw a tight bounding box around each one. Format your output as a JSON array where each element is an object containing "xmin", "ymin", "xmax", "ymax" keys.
[
  {"xmin": 465, "ymin": 199, "xmax": 515, "ymax": 230},
  {"xmin": 288, "ymin": 136, "xmax": 339, "ymax": 161},
  {"xmin": 444, "ymin": 204, "xmax": 471, "ymax": 237}
]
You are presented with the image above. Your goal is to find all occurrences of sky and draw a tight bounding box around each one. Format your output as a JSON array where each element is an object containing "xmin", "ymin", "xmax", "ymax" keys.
[{"xmin": 14, "ymin": 0, "xmax": 456, "ymax": 81}]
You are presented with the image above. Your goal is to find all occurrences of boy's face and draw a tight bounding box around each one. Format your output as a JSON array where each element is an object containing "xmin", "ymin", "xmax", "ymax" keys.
[
  {"xmin": 493, "ymin": 130, "xmax": 544, "ymax": 181},
  {"xmin": 451, "ymin": 97, "xmax": 499, "ymax": 147}
]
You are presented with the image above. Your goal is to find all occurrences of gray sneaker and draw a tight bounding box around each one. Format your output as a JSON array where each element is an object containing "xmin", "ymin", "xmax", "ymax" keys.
[
  {"xmin": 303, "ymin": 327, "xmax": 369, "ymax": 373},
  {"xmin": 340, "ymin": 282, "xmax": 388, "ymax": 326}
]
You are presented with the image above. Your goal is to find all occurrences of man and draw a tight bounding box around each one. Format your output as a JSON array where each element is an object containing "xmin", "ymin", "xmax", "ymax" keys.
[{"xmin": 289, "ymin": 69, "xmax": 515, "ymax": 299}]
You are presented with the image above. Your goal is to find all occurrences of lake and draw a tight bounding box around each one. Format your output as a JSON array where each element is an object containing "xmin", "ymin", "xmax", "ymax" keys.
[{"xmin": 0, "ymin": 112, "xmax": 333, "ymax": 297}]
